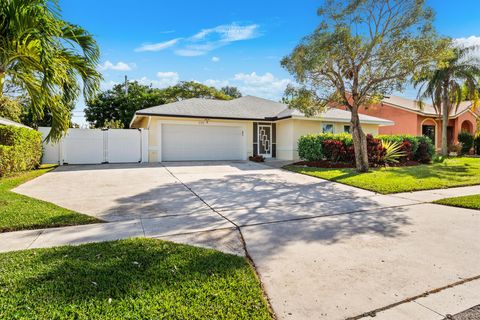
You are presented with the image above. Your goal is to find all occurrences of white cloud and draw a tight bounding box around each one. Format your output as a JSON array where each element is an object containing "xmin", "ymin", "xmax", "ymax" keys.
[
  {"xmin": 136, "ymin": 23, "xmax": 260, "ymax": 56},
  {"xmin": 135, "ymin": 71, "xmax": 179, "ymax": 88},
  {"xmin": 233, "ymin": 72, "xmax": 291, "ymax": 100},
  {"xmin": 100, "ymin": 80, "xmax": 118, "ymax": 90},
  {"xmin": 135, "ymin": 38, "xmax": 181, "ymax": 52},
  {"xmin": 454, "ymin": 35, "xmax": 480, "ymax": 48},
  {"xmin": 203, "ymin": 79, "xmax": 229, "ymax": 88},
  {"xmin": 211, "ymin": 56, "xmax": 220, "ymax": 62},
  {"xmin": 99, "ymin": 60, "xmax": 134, "ymax": 71},
  {"xmin": 174, "ymin": 49, "xmax": 206, "ymax": 57},
  {"xmin": 191, "ymin": 24, "xmax": 259, "ymax": 43}
]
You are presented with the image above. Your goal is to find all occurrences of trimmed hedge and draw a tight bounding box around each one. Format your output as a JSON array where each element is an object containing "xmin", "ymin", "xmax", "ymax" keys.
[
  {"xmin": 297, "ymin": 133, "xmax": 435, "ymax": 164},
  {"xmin": 0, "ymin": 125, "xmax": 42, "ymax": 177}
]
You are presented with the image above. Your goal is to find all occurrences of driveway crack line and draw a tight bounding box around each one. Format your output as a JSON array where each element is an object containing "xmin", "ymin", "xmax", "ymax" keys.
[
  {"xmin": 161, "ymin": 164, "xmax": 277, "ymax": 319},
  {"xmin": 413, "ymin": 300, "xmax": 445, "ymax": 317},
  {"xmin": 27, "ymin": 230, "xmax": 44, "ymax": 249}
]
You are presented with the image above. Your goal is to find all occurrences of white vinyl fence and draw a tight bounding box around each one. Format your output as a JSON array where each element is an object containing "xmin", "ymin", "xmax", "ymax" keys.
[{"xmin": 39, "ymin": 127, "xmax": 148, "ymax": 165}]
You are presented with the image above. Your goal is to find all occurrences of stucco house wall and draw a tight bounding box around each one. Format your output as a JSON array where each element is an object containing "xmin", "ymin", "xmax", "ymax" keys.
[{"xmin": 135, "ymin": 116, "xmax": 383, "ymax": 162}]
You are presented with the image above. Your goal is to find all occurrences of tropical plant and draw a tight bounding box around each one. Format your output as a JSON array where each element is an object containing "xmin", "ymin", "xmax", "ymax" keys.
[
  {"xmin": 458, "ymin": 131, "xmax": 474, "ymax": 155},
  {"xmin": 381, "ymin": 140, "xmax": 406, "ymax": 164},
  {"xmin": 281, "ymin": 0, "xmax": 442, "ymax": 172},
  {"xmin": 220, "ymin": 86, "xmax": 242, "ymax": 99},
  {"xmin": 414, "ymin": 43, "xmax": 480, "ymax": 155},
  {"xmin": 0, "ymin": 0, "xmax": 101, "ymax": 141},
  {"xmin": 0, "ymin": 96, "xmax": 22, "ymax": 122}
]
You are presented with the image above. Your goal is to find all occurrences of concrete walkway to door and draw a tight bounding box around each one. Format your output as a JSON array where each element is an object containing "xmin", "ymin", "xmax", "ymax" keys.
[{"xmin": 6, "ymin": 161, "xmax": 480, "ymax": 320}]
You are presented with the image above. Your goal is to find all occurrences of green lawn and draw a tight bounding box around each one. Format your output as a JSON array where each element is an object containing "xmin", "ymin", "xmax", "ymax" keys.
[
  {"xmin": 0, "ymin": 165, "xmax": 100, "ymax": 232},
  {"xmin": 286, "ymin": 157, "xmax": 480, "ymax": 194},
  {"xmin": 0, "ymin": 238, "xmax": 272, "ymax": 319},
  {"xmin": 434, "ymin": 194, "xmax": 480, "ymax": 210}
]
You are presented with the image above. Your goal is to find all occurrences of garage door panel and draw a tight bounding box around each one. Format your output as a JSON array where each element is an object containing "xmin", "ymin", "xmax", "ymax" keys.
[{"xmin": 162, "ymin": 124, "xmax": 244, "ymax": 161}]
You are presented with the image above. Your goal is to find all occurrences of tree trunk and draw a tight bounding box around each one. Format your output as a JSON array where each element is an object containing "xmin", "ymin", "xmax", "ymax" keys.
[
  {"xmin": 441, "ymin": 81, "xmax": 449, "ymax": 156},
  {"xmin": 351, "ymin": 107, "xmax": 369, "ymax": 172},
  {"xmin": 0, "ymin": 70, "xmax": 5, "ymax": 95}
]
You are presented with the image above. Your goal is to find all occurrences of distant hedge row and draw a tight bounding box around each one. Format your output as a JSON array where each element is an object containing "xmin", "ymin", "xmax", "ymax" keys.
[
  {"xmin": 0, "ymin": 126, "xmax": 42, "ymax": 177},
  {"xmin": 298, "ymin": 133, "xmax": 435, "ymax": 164}
]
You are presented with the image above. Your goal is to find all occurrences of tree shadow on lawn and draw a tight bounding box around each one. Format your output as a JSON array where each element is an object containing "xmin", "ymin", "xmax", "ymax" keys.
[
  {"xmin": 1, "ymin": 238, "xmax": 269, "ymax": 318},
  {"xmin": 295, "ymin": 162, "xmax": 475, "ymax": 183}
]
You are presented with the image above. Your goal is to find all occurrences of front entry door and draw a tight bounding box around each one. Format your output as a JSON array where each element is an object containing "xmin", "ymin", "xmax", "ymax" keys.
[{"xmin": 258, "ymin": 125, "xmax": 272, "ymax": 158}]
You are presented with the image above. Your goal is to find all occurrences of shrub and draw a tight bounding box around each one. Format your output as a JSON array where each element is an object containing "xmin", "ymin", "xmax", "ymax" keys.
[
  {"xmin": 0, "ymin": 125, "xmax": 42, "ymax": 177},
  {"xmin": 475, "ymin": 134, "xmax": 480, "ymax": 155},
  {"xmin": 377, "ymin": 134, "xmax": 418, "ymax": 161},
  {"xmin": 458, "ymin": 131, "xmax": 474, "ymax": 155},
  {"xmin": 415, "ymin": 136, "xmax": 435, "ymax": 163},
  {"xmin": 298, "ymin": 133, "xmax": 353, "ymax": 161},
  {"xmin": 297, "ymin": 133, "xmax": 434, "ymax": 165},
  {"xmin": 322, "ymin": 139, "xmax": 347, "ymax": 162},
  {"xmin": 366, "ymin": 134, "xmax": 385, "ymax": 166},
  {"xmin": 381, "ymin": 140, "xmax": 406, "ymax": 164}
]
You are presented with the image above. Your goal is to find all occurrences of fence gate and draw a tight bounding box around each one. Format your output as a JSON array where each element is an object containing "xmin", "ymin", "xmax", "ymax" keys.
[{"xmin": 39, "ymin": 127, "xmax": 149, "ymax": 165}]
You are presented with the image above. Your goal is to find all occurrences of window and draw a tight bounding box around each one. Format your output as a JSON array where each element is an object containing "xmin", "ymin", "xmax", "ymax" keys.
[
  {"xmin": 343, "ymin": 125, "xmax": 351, "ymax": 133},
  {"xmin": 422, "ymin": 125, "xmax": 435, "ymax": 142},
  {"xmin": 322, "ymin": 123, "xmax": 334, "ymax": 133}
]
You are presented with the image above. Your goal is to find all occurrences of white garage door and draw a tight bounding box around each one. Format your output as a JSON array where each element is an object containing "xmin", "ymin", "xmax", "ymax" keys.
[{"xmin": 161, "ymin": 124, "xmax": 244, "ymax": 161}]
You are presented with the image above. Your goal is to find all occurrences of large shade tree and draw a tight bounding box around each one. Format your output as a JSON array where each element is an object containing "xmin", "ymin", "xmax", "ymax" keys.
[
  {"xmin": 281, "ymin": 0, "xmax": 443, "ymax": 172},
  {"xmin": 414, "ymin": 44, "xmax": 480, "ymax": 156},
  {"xmin": 0, "ymin": 0, "xmax": 101, "ymax": 140}
]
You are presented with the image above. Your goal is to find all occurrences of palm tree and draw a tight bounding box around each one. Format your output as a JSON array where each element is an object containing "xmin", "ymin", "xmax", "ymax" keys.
[
  {"xmin": 0, "ymin": 0, "xmax": 101, "ymax": 140},
  {"xmin": 414, "ymin": 43, "xmax": 480, "ymax": 156}
]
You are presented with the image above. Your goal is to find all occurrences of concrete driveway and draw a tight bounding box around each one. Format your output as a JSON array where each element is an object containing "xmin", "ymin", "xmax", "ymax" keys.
[{"xmin": 13, "ymin": 161, "xmax": 480, "ymax": 319}]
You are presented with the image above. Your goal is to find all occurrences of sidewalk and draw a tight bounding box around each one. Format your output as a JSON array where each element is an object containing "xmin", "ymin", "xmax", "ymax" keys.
[
  {"xmin": 392, "ymin": 185, "xmax": 480, "ymax": 202},
  {"xmin": 366, "ymin": 278, "xmax": 480, "ymax": 320},
  {"xmin": 0, "ymin": 217, "xmax": 242, "ymax": 255}
]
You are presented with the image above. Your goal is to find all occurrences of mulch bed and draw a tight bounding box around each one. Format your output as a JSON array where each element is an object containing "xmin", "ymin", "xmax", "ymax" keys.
[{"xmin": 292, "ymin": 159, "xmax": 420, "ymax": 168}]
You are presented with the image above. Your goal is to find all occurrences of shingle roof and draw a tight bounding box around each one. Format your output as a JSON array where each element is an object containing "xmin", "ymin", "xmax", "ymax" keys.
[
  {"xmin": 0, "ymin": 116, "xmax": 31, "ymax": 128},
  {"xmin": 134, "ymin": 95, "xmax": 393, "ymax": 125},
  {"xmin": 382, "ymin": 96, "xmax": 475, "ymax": 117}
]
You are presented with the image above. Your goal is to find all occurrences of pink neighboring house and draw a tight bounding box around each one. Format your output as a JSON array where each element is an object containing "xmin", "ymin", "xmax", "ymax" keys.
[{"xmin": 339, "ymin": 95, "xmax": 478, "ymax": 149}]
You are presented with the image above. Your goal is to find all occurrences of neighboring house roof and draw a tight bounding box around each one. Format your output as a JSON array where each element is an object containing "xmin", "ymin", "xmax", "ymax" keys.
[
  {"xmin": 132, "ymin": 95, "xmax": 394, "ymax": 126},
  {"xmin": 381, "ymin": 95, "xmax": 477, "ymax": 118},
  {"xmin": 0, "ymin": 116, "xmax": 31, "ymax": 128}
]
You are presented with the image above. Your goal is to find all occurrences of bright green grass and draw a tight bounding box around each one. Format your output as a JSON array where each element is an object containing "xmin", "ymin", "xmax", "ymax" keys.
[
  {"xmin": 433, "ymin": 194, "xmax": 480, "ymax": 210},
  {"xmin": 0, "ymin": 238, "xmax": 272, "ymax": 319},
  {"xmin": 0, "ymin": 165, "xmax": 100, "ymax": 232},
  {"xmin": 286, "ymin": 157, "xmax": 480, "ymax": 194}
]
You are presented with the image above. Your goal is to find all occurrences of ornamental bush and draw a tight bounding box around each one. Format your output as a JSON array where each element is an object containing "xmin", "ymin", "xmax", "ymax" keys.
[
  {"xmin": 322, "ymin": 139, "xmax": 347, "ymax": 162},
  {"xmin": 475, "ymin": 134, "xmax": 480, "ymax": 155},
  {"xmin": 297, "ymin": 132, "xmax": 434, "ymax": 164},
  {"xmin": 0, "ymin": 125, "xmax": 42, "ymax": 177},
  {"xmin": 414, "ymin": 136, "xmax": 435, "ymax": 163},
  {"xmin": 458, "ymin": 131, "xmax": 474, "ymax": 155}
]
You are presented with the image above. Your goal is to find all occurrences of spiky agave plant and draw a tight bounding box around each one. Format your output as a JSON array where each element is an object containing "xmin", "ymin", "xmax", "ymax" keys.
[{"xmin": 381, "ymin": 140, "xmax": 406, "ymax": 164}]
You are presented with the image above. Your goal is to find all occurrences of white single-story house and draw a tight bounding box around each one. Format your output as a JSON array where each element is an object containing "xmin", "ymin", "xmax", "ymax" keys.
[{"xmin": 130, "ymin": 95, "xmax": 394, "ymax": 162}]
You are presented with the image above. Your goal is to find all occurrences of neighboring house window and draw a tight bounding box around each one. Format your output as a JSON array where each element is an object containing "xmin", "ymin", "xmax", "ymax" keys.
[
  {"xmin": 322, "ymin": 123, "xmax": 334, "ymax": 133},
  {"xmin": 422, "ymin": 125, "xmax": 435, "ymax": 143},
  {"xmin": 343, "ymin": 125, "xmax": 351, "ymax": 133}
]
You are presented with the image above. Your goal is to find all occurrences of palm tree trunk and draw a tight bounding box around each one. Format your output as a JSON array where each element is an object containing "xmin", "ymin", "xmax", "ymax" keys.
[
  {"xmin": 351, "ymin": 107, "xmax": 369, "ymax": 172},
  {"xmin": 441, "ymin": 81, "xmax": 449, "ymax": 156}
]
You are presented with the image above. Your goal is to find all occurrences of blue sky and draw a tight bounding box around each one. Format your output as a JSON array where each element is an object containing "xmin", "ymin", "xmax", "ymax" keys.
[{"xmin": 59, "ymin": 0, "xmax": 480, "ymax": 125}]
